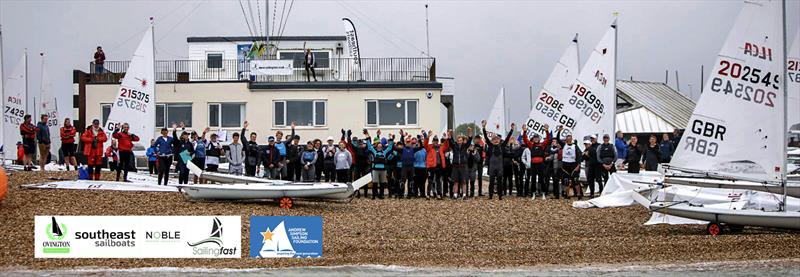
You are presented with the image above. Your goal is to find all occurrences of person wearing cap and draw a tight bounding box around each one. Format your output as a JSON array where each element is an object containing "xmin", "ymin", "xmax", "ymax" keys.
[
  {"xmin": 241, "ymin": 121, "xmax": 261, "ymax": 177},
  {"xmin": 366, "ymin": 129, "xmax": 394, "ymax": 199},
  {"xmin": 112, "ymin": 122, "xmax": 140, "ymax": 182},
  {"xmin": 482, "ymin": 120, "xmax": 515, "ymax": 200},
  {"xmin": 322, "ymin": 136, "xmax": 337, "ymax": 182},
  {"xmin": 521, "ymin": 124, "xmax": 551, "ymax": 198},
  {"xmin": 205, "ymin": 132, "xmax": 224, "ymax": 173},
  {"xmin": 261, "ymin": 136, "xmax": 280, "ymax": 179},
  {"xmin": 153, "ymin": 124, "xmax": 178, "ymax": 185},
  {"xmin": 583, "ymin": 135, "xmax": 601, "ymax": 198},
  {"xmin": 19, "ymin": 114, "xmax": 38, "ymax": 171},
  {"xmin": 423, "ymin": 129, "xmax": 450, "ymax": 199},
  {"xmin": 80, "ymin": 119, "xmax": 108, "ymax": 180},
  {"xmin": 173, "ymin": 123, "xmax": 195, "ymax": 184},
  {"xmin": 596, "ymin": 134, "xmax": 618, "ymax": 194},
  {"xmin": 60, "ymin": 118, "xmax": 78, "ymax": 171},
  {"xmin": 558, "ymin": 134, "xmax": 583, "ymax": 199}
]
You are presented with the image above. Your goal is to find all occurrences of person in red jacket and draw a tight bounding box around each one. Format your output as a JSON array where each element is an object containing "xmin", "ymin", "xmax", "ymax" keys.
[
  {"xmin": 423, "ymin": 130, "xmax": 450, "ymax": 199},
  {"xmin": 19, "ymin": 114, "xmax": 38, "ymax": 171},
  {"xmin": 60, "ymin": 118, "xmax": 78, "ymax": 171},
  {"xmin": 521, "ymin": 124, "xmax": 551, "ymax": 198},
  {"xmin": 81, "ymin": 119, "xmax": 108, "ymax": 180},
  {"xmin": 16, "ymin": 142, "xmax": 24, "ymax": 165},
  {"xmin": 112, "ymin": 123, "xmax": 140, "ymax": 182}
]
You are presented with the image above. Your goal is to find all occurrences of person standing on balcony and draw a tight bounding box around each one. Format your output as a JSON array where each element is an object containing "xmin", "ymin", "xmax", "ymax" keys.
[
  {"xmin": 94, "ymin": 46, "xmax": 105, "ymax": 73},
  {"xmin": 304, "ymin": 49, "xmax": 317, "ymax": 82}
]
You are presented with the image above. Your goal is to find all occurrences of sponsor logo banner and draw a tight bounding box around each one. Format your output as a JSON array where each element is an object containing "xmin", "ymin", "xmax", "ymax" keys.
[
  {"xmin": 250, "ymin": 60, "xmax": 294, "ymax": 76},
  {"xmin": 249, "ymin": 216, "xmax": 322, "ymax": 258},
  {"xmin": 35, "ymin": 216, "xmax": 240, "ymax": 258}
]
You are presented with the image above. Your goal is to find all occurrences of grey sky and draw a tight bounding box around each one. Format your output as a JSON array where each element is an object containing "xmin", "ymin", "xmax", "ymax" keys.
[{"xmin": 1, "ymin": 0, "xmax": 798, "ymax": 127}]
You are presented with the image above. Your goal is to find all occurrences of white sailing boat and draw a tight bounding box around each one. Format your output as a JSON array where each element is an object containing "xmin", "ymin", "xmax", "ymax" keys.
[
  {"xmin": 2, "ymin": 53, "xmax": 27, "ymax": 161},
  {"xmin": 652, "ymin": 0, "xmax": 800, "ymax": 233},
  {"xmin": 525, "ymin": 34, "xmax": 580, "ymax": 140},
  {"xmin": 38, "ymin": 54, "xmax": 60, "ymax": 159},
  {"xmin": 104, "ymin": 23, "xmax": 156, "ymax": 147},
  {"xmin": 788, "ymin": 30, "xmax": 799, "ymax": 131},
  {"xmin": 485, "ymin": 87, "xmax": 507, "ymax": 137},
  {"xmin": 258, "ymin": 221, "xmax": 296, "ymax": 258}
]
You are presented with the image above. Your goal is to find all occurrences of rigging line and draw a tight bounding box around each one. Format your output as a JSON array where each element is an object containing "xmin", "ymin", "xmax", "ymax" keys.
[
  {"xmin": 156, "ymin": 46, "xmax": 189, "ymax": 59},
  {"xmin": 156, "ymin": 0, "xmax": 206, "ymax": 44},
  {"xmin": 338, "ymin": 0, "xmax": 427, "ymax": 56},
  {"xmin": 255, "ymin": 0, "xmax": 263, "ymax": 38},
  {"xmin": 275, "ymin": 0, "xmax": 294, "ymax": 48},
  {"xmin": 246, "ymin": 0, "xmax": 259, "ymax": 38},
  {"xmin": 274, "ymin": 0, "xmax": 286, "ymax": 37},
  {"xmin": 334, "ymin": 0, "xmax": 414, "ymax": 56},
  {"xmin": 238, "ymin": 0, "xmax": 255, "ymax": 37}
]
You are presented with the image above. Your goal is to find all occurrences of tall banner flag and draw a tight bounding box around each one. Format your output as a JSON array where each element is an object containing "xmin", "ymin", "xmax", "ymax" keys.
[
  {"xmin": 343, "ymin": 18, "xmax": 363, "ymax": 80},
  {"xmin": 568, "ymin": 20, "xmax": 617, "ymax": 140},
  {"xmin": 525, "ymin": 34, "xmax": 580, "ymax": 140},
  {"xmin": 671, "ymin": 0, "xmax": 785, "ymax": 182},
  {"xmin": 485, "ymin": 87, "xmax": 507, "ymax": 136},
  {"xmin": 788, "ymin": 30, "xmax": 799, "ymax": 131},
  {"xmin": 104, "ymin": 25, "xmax": 156, "ymax": 146},
  {"xmin": 3, "ymin": 54, "xmax": 27, "ymax": 160},
  {"xmin": 39, "ymin": 57, "xmax": 61, "ymax": 156}
]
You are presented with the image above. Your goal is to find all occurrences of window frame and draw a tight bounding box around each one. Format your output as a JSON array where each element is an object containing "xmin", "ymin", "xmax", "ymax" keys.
[
  {"xmin": 208, "ymin": 103, "xmax": 245, "ymax": 128},
  {"xmin": 272, "ymin": 100, "xmax": 327, "ymax": 127},
  {"xmin": 156, "ymin": 103, "xmax": 193, "ymax": 128},
  {"xmin": 365, "ymin": 99, "xmax": 419, "ymax": 127},
  {"xmin": 206, "ymin": 52, "xmax": 223, "ymax": 69},
  {"xmin": 276, "ymin": 50, "xmax": 332, "ymax": 69},
  {"xmin": 100, "ymin": 103, "xmax": 112, "ymax": 126}
]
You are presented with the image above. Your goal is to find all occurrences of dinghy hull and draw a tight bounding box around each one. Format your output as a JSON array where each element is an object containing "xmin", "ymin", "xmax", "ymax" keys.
[{"xmin": 649, "ymin": 202, "xmax": 800, "ymax": 230}]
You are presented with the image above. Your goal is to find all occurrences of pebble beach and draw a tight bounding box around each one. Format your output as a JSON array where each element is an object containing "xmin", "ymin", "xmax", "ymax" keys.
[{"xmin": 1, "ymin": 171, "xmax": 799, "ymax": 271}]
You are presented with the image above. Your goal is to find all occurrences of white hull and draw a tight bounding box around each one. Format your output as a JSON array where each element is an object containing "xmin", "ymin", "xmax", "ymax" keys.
[
  {"xmin": 650, "ymin": 202, "xmax": 800, "ymax": 230},
  {"xmin": 22, "ymin": 180, "xmax": 178, "ymax": 192},
  {"xmin": 665, "ymin": 176, "xmax": 800, "ymax": 198},
  {"xmin": 181, "ymin": 183, "xmax": 352, "ymax": 200}
]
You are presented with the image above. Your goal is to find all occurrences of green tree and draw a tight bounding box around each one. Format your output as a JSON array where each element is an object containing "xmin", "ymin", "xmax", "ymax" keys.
[{"xmin": 454, "ymin": 122, "xmax": 480, "ymax": 137}]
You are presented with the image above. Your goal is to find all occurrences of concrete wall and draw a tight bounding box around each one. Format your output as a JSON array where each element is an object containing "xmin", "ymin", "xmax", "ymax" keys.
[{"xmin": 79, "ymin": 82, "xmax": 442, "ymax": 142}]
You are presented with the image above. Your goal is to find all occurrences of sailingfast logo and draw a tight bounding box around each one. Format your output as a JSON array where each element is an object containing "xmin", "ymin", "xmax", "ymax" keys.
[
  {"xmin": 187, "ymin": 217, "xmax": 238, "ymax": 257},
  {"xmin": 42, "ymin": 217, "xmax": 70, "ymax": 254}
]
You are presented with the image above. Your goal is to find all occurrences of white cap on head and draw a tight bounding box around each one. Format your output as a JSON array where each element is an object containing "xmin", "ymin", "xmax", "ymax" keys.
[
  {"xmin": 590, "ymin": 134, "xmax": 597, "ymax": 139},
  {"xmin": 326, "ymin": 136, "xmax": 334, "ymax": 141},
  {"xmin": 583, "ymin": 140, "xmax": 591, "ymax": 145}
]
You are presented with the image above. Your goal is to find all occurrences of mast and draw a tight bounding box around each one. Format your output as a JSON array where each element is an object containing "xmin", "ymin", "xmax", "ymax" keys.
[
  {"xmin": 151, "ymin": 17, "xmax": 157, "ymax": 140},
  {"xmin": 612, "ymin": 16, "xmax": 618, "ymax": 135},
  {"xmin": 780, "ymin": 0, "xmax": 787, "ymax": 211},
  {"xmin": 39, "ymin": 53, "xmax": 44, "ymax": 118},
  {"xmin": 24, "ymin": 49, "xmax": 28, "ymax": 116}
]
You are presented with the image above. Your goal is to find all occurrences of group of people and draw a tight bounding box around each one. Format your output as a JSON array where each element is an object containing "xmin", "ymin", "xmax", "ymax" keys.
[{"xmin": 17, "ymin": 113, "xmax": 685, "ymax": 201}]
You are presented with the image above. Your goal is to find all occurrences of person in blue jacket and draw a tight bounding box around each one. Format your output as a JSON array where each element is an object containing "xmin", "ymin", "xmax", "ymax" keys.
[
  {"xmin": 413, "ymin": 136, "xmax": 428, "ymax": 198},
  {"xmin": 615, "ymin": 131, "xmax": 628, "ymax": 164},
  {"xmin": 395, "ymin": 129, "xmax": 426, "ymax": 198},
  {"xmin": 146, "ymin": 139, "xmax": 158, "ymax": 174},
  {"xmin": 366, "ymin": 130, "xmax": 394, "ymax": 199}
]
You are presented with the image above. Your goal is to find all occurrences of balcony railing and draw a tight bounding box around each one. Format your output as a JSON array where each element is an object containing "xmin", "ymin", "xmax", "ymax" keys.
[{"xmin": 89, "ymin": 57, "xmax": 435, "ymax": 83}]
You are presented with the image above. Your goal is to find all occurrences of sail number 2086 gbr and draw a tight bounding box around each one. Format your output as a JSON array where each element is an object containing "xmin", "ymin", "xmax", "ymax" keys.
[{"xmin": 116, "ymin": 87, "xmax": 150, "ymax": 113}]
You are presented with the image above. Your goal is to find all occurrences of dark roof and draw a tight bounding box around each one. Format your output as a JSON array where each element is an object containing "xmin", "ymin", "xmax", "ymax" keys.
[
  {"xmin": 187, "ymin": 36, "xmax": 346, "ymax": 43},
  {"xmin": 616, "ymin": 80, "xmax": 696, "ymax": 129}
]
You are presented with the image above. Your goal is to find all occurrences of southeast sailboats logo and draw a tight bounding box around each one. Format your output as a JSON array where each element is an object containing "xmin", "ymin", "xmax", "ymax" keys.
[
  {"xmin": 43, "ymin": 216, "xmax": 70, "ymax": 254},
  {"xmin": 259, "ymin": 221, "xmax": 296, "ymax": 258},
  {"xmin": 187, "ymin": 217, "xmax": 237, "ymax": 257},
  {"xmin": 188, "ymin": 217, "xmax": 223, "ymax": 247}
]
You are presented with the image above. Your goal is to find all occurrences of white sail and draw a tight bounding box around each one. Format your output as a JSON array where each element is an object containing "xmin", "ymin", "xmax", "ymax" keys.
[
  {"xmin": 568, "ymin": 20, "xmax": 617, "ymax": 140},
  {"xmin": 3, "ymin": 54, "xmax": 27, "ymax": 160},
  {"xmin": 671, "ymin": 0, "xmax": 785, "ymax": 182},
  {"xmin": 788, "ymin": 30, "xmax": 799, "ymax": 131},
  {"xmin": 104, "ymin": 27, "xmax": 155, "ymax": 146},
  {"xmin": 39, "ymin": 59, "xmax": 60, "ymax": 157},
  {"xmin": 525, "ymin": 34, "xmax": 580, "ymax": 140},
  {"xmin": 485, "ymin": 87, "xmax": 506, "ymax": 136},
  {"xmin": 258, "ymin": 221, "xmax": 296, "ymax": 258}
]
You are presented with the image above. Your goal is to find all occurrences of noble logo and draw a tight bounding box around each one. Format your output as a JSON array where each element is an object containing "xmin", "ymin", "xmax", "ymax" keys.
[
  {"xmin": 249, "ymin": 216, "xmax": 323, "ymax": 258},
  {"xmin": 42, "ymin": 217, "xmax": 70, "ymax": 254}
]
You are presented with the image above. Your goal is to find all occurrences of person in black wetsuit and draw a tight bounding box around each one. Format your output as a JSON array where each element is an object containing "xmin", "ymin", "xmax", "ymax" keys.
[{"xmin": 482, "ymin": 120, "xmax": 514, "ymax": 200}]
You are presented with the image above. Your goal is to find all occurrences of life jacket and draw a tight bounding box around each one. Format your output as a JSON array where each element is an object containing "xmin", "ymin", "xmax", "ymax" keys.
[
  {"xmin": 598, "ymin": 143, "xmax": 616, "ymax": 163},
  {"xmin": 561, "ymin": 144, "xmax": 577, "ymax": 163},
  {"xmin": 206, "ymin": 141, "xmax": 221, "ymax": 157},
  {"xmin": 372, "ymin": 151, "xmax": 387, "ymax": 166},
  {"xmin": 530, "ymin": 144, "xmax": 546, "ymax": 164},
  {"xmin": 302, "ymin": 150, "xmax": 316, "ymax": 163},
  {"xmin": 194, "ymin": 140, "xmax": 206, "ymax": 158}
]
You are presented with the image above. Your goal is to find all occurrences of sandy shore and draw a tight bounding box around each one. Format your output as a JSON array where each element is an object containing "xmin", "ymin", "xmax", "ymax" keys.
[{"xmin": 1, "ymin": 171, "xmax": 799, "ymax": 270}]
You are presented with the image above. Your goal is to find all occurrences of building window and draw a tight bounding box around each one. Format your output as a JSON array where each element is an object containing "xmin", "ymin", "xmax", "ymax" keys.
[
  {"xmin": 273, "ymin": 100, "xmax": 326, "ymax": 127},
  {"xmin": 366, "ymin": 99, "xmax": 418, "ymax": 126},
  {"xmin": 209, "ymin": 103, "xmax": 245, "ymax": 128},
  {"xmin": 207, "ymin": 53, "xmax": 223, "ymax": 69},
  {"xmin": 278, "ymin": 51, "xmax": 330, "ymax": 69},
  {"xmin": 101, "ymin": 104, "xmax": 111, "ymax": 126},
  {"xmin": 156, "ymin": 103, "xmax": 193, "ymax": 127}
]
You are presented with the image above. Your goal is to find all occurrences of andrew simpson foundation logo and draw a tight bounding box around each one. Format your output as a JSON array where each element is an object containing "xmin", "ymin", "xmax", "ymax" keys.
[
  {"xmin": 42, "ymin": 217, "xmax": 70, "ymax": 254},
  {"xmin": 249, "ymin": 216, "xmax": 322, "ymax": 258},
  {"xmin": 187, "ymin": 217, "xmax": 238, "ymax": 257}
]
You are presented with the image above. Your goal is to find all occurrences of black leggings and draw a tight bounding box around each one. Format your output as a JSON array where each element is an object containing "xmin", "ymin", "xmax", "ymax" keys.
[
  {"xmin": 87, "ymin": 165, "xmax": 102, "ymax": 180},
  {"xmin": 157, "ymin": 156, "xmax": 172, "ymax": 186},
  {"xmin": 117, "ymin": 151, "xmax": 132, "ymax": 181},
  {"xmin": 148, "ymin": 160, "xmax": 157, "ymax": 174},
  {"xmin": 414, "ymin": 168, "xmax": 427, "ymax": 197},
  {"xmin": 336, "ymin": 169, "xmax": 351, "ymax": 183}
]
